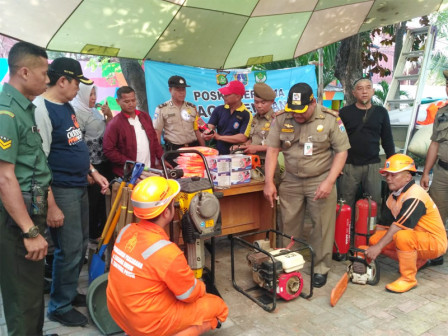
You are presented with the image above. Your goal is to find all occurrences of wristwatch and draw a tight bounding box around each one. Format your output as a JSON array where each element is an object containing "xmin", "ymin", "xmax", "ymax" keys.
[
  {"xmin": 89, "ymin": 168, "xmax": 97, "ymax": 175},
  {"xmin": 22, "ymin": 225, "xmax": 40, "ymax": 238}
]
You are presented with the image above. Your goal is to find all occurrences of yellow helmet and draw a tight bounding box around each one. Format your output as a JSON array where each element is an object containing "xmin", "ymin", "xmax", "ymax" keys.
[
  {"xmin": 379, "ymin": 154, "xmax": 417, "ymax": 175},
  {"xmin": 131, "ymin": 176, "xmax": 180, "ymax": 219}
]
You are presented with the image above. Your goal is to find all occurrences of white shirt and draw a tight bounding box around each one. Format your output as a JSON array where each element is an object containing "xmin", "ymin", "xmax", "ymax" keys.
[{"xmin": 128, "ymin": 115, "xmax": 151, "ymax": 168}]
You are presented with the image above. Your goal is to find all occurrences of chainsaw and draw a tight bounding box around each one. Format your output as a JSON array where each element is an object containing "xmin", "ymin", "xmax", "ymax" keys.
[
  {"xmin": 246, "ymin": 239, "xmax": 305, "ymax": 301},
  {"xmin": 330, "ymin": 247, "xmax": 380, "ymax": 307}
]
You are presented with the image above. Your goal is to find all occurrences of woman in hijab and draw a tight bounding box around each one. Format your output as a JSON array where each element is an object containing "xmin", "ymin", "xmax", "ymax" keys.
[{"xmin": 73, "ymin": 83, "xmax": 114, "ymax": 240}]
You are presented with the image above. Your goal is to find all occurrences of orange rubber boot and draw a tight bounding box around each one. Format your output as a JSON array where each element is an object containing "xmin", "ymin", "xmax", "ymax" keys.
[
  {"xmin": 173, "ymin": 320, "xmax": 217, "ymax": 336},
  {"xmin": 386, "ymin": 250, "xmax": 418, "ymax": 293}
]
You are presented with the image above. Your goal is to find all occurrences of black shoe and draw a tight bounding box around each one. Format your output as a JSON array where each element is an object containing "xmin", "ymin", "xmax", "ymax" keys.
[
  {"xmin": 72, "ymin": 293, "xmax": 86, "ymax": 307},
  {"xmin": 313, "ymin": 273, "xmax": 328, "ymax": 288},
  {"xmin": 44, "ymin": 278, "xmax": 52, "ymax": 294},
  {"xmin": 48, "ymin": 308, "xmax": 88, "ymax": 327},
  {"xmin": 425, "ymin": 256, "xmax": 444, "ymax": 267}
]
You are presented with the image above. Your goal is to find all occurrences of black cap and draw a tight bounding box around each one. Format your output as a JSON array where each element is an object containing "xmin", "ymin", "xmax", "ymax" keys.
[
  {"xmin": 168, "ymin": 75, "xmax": 190, "ymax": 88},
  {"xmin": 285, "ymin": 83, "xmax": 314, "ymax": 113},
  {"xmin": 49, "ymin": 57, "xmax": 93, "ymax": 85}
]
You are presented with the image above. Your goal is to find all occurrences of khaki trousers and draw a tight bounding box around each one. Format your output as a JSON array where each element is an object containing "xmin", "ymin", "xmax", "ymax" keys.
[
  {"xmin": 278, "ymin": 171, "xmax": 337, "ymax": 274},
  {"xmin": 429, "ymin": 163, "xmax": 448, "ymax": 229}
]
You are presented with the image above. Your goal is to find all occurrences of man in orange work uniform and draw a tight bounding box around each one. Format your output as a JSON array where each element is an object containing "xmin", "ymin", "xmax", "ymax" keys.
[
  {"xmin": 107, "ymin": 176, "xmax": 228, "ymax": 336},
  {"xmin": 365, "ymin": 154, "xmax": 447, "ymax": 293}
]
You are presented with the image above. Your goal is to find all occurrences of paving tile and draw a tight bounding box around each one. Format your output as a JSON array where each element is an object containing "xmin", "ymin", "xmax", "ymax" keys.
[{"xmin": 1, "ymin": 238, "xmax": 448, "ymax": 335}]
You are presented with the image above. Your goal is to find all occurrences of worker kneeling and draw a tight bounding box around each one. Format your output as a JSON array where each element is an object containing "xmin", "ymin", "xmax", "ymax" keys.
[
  {"xmin": 107, "ymin": 176, "xmax": 228, "ymax": 335},
  {"xmin": 365, "ymin": 154, "xmax": 447, "ymax": 293}
]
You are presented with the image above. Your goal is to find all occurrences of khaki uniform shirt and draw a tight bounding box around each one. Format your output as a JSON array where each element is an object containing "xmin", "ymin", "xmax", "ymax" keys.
[
  {"xmin": 431, "ymin": 105, "xmax": 448, "ymax": 162},
  {"xmin": 266, "ymin": 104, "xmax": 350, "ymax": 178},
  {"xmin": 250, "ymin": 109, "xmax": 274, "ymax": 160},
  {"xmin": 153, "ymin": 100, "xmax": 199, "ymax": 145}
]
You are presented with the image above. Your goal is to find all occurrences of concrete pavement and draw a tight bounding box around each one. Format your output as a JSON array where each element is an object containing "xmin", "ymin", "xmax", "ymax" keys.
[{"xmin": 1, "ymin": 236, "xmax": 447, "ymax": 336}]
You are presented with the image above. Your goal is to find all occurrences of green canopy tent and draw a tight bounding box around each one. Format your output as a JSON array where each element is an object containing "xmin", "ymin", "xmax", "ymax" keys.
[{"xmin": 0, "ymin": 0, "xmax": 447, "ymax": 69}]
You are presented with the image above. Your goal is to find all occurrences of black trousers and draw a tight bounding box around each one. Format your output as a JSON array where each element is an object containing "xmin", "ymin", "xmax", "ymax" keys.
[{"xmin": 88, "ymin": 161, "xmax": 114, "ymax": 239}]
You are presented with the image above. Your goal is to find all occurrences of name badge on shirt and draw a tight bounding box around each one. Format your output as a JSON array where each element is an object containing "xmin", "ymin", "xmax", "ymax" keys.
[{"xmin": 304, "ymin": 142, "xmax": 313, "ymax": 156}]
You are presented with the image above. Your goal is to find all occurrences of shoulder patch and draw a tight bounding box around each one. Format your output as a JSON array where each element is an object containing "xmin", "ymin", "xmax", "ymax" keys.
[
  {"xmin": 322, "ymin": 107, "xmax": 339, "ymax": 118},
  {"xmin": 0, "ymin": 110, "xmax": 15, "ymax": 118},
  {"xmin": 186, "ymin": 102, "xmax": 196, "ymax": 108},
  {"xmin": 157, "ymin": 102, "xmax": 168, "ymax": 109},
  {"xmin": 275, "ymin": 110, "xmax": 285, "ymax": 117}
]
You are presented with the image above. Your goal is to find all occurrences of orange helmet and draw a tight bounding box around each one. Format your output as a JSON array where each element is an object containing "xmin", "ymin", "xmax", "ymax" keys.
[
  {"xmin": 131, "ymin": 176, "xmax": 180, "ymax": 219},
  {"xmin": 379, "ymin": 154, "xmax": 417, "ymax": 175}
]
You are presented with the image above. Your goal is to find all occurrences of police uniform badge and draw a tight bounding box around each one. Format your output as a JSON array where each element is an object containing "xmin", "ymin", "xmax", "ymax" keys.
[
  {"xmin": 181, "ymin": 109, "xmax": 192, "ymax": 121},
  {"xmin": 233, "ymin": 121, "xmax": 240, "ymax": 129}
]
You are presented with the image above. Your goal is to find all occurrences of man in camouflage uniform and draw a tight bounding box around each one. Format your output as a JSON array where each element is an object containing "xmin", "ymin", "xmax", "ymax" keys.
[{"xmin": 264, "ymin": 83, "xmax": 350, "ymax": 288}]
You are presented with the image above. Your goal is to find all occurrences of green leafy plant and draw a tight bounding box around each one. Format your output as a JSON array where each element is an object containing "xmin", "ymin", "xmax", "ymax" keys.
[{"xmin": 373, "ymin": 80, "xmax": 409, "ymax": 105}]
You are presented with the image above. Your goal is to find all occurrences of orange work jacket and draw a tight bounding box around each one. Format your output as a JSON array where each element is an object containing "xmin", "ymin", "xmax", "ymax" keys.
[
  {"xmin": 386, "ymin": 182, "xmax": 447, "ymax": 250},
  {"xmin": 106, "ymin": 220, "xmax": 206, "ymax": 336}
]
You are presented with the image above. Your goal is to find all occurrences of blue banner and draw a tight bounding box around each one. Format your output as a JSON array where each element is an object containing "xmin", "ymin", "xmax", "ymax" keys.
[{"xmin": 144, "ymin": 61, "xmax": 317, "ymax": 121}]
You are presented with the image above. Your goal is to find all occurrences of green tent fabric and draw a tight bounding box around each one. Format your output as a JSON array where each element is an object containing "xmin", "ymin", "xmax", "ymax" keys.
[{"xmin": 1, "ymin": 0, "xmax": 447, "ymax": 69}]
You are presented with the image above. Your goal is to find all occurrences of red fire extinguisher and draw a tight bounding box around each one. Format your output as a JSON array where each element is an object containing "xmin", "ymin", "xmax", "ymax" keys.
[
  {"xmin": 333, "ymin": 199, "xmax": 351, "ymax": 261},
  {"xmin": 354, "ymin": 195, "xmax": 377, "ymax": 248}
]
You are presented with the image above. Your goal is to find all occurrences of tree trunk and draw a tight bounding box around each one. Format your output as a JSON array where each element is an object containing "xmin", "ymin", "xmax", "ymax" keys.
[
  {"xmin": 393, "ymin": 21, "xmax": 407, "ymax": 101},
  {"xmin": 119, "ymin": 58, "xmax": 148, "ymax": 113},
  {"xmin": 334, "ymin": 34, "xmax": 363, "ymax": 106},
  {"xmin": 393, "ymin": 21, "xmax": 407, "ymax": 68}
]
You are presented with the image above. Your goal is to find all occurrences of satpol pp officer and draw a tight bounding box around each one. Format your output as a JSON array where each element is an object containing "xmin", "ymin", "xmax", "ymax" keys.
[{"xmin": 264, "ymin": 83, "xmax": 350, "ymax": 288}]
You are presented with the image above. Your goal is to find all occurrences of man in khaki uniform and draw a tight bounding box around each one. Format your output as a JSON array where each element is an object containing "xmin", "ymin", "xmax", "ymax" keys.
[
  {"xmin": 234, "ymin": 83, "xmax": 276, "ymax": 167},
  {"xmin": 421, "ymin": 70, "xmax": 448, "ymax": 243},
  {"xmin": 153, "ymin": 76, "xmax": 205, "ymax": 153},
  {"xmin": 264, "ymin": 83, "xmax": 350, "ymax": 288}
]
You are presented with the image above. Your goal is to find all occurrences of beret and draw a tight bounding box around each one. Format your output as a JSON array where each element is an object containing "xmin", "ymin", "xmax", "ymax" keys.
[{"xmin": 253, "ymin": 83, "xmax": 276, "ymax": 101}]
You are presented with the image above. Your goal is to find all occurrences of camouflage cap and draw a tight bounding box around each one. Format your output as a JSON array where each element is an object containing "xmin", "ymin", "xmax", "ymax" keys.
[{"xmin": 253, "ymin": 83, "xmax": 276, "ymax": 101}]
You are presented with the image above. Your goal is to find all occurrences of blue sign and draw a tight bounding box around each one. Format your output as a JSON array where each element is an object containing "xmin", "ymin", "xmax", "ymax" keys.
[{"xmin": 144, "ymin": 60, "xmax": 317, "ymax": 121}]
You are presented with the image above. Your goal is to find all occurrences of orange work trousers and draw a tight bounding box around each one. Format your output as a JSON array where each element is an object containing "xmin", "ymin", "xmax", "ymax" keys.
[{"xmin": 369, "ymin": 225, "xmax": 445, "ymax": 260}]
